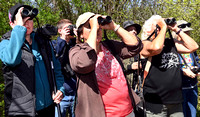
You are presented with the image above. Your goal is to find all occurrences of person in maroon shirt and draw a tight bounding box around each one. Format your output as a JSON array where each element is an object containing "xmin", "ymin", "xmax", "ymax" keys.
[{"xmin": 69, "ymin": 12, "xmax": 143, "ymax": 117}]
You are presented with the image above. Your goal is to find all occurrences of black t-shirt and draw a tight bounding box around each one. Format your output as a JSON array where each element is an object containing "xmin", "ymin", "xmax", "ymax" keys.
[{"xmin": 143, "ymin": 38, "xmax": 183, "ymax": 104}]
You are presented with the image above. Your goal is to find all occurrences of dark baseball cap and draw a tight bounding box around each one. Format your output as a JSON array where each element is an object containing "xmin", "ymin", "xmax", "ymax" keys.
[
  {"xmin": 123, "ymin": 20, "xmax": 141, "ymax": 35},
  {"xmin": 8, "ymin": 3, "xmax": 33, "ymax": 22}
]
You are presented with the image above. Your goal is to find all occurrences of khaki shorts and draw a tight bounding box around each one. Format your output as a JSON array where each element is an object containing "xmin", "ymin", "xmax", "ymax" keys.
[{"xmin": 145, "ymin": 102, "xmax": 184, "ymax": 117}]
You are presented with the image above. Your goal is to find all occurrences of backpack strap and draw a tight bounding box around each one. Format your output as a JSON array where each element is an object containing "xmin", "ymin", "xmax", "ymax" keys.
[
  {"xmin": 142, "ymin": 57, "xmax": 152, "ymax": 87},
  {"xmin": 142, "ymin": 29, "xmax": 174, "ymax": 87}
]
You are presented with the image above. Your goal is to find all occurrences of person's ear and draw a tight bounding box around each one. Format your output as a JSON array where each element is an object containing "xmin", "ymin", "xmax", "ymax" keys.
[
  {"xmin": 80, "ymin": 34, "xmax": 84, "ymax": 39},
  {"xmin": 9, "ymin": 21, "xmax": 15, "ymax": 28},
  {"xmin": 58, "ymin": 28, "xmax": 62, "ymax": 34}
]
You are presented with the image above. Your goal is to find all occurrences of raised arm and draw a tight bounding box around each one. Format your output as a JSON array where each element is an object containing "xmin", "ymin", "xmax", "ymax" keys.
[
  {"xmin": 140, "ymin": 18, "xmax": 167, "ymax": 57},
  {"xmin": 174, "ymin": 30, "xmax": 199, "ymax": 54}
]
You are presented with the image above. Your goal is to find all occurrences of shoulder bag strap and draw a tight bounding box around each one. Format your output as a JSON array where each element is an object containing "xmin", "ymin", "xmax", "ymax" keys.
[
  {"xmin": 142, "ymin": 57, "xmax": 152, "ymax": 87},
  {"xmin": 179, "ymin": 53, "xmax": 190, "ymax": 69},
  {"xmin": 135, "ymin": 54, "xmax": 142, "ymax": 92}
]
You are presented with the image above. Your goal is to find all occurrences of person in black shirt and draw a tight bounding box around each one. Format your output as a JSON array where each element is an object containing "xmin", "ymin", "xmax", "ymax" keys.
[{"xmin": 140, "ymin": 15, "xmax": 198, "ymax": 117}]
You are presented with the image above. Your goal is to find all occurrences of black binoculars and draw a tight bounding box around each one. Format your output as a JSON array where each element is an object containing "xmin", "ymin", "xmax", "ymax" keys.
[
  {"xmin": 190, "ymin": 67, "xmax": 200, "ymax": 74},
  {"xmin": 39, "ymin": 24, "xmax": 58, "ymax": 36},
  {"xmin": 98, "ymin": 16, "xmax": 112, "ymax": 25},
  {"xmin": 67, "ymin": 25, "xmax": 76, "ymax": 36},
  {"xmin": 21, "ymin": 8, "xmax": 38, "ymax": 20},
  {"xmin": 164, "ymin": 18, "xmax": 176, "ymax": 25}
]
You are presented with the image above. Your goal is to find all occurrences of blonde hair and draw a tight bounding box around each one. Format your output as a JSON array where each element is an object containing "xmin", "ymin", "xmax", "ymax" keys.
[{"xmin": 141, "ymin": 15, "xmax": 162, "ymax": 40}]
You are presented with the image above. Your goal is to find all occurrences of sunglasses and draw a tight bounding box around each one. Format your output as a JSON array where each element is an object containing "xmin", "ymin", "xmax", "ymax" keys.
[{"xmin": 178, "ymin": 23, "xmax": 191, "ymax": 29}]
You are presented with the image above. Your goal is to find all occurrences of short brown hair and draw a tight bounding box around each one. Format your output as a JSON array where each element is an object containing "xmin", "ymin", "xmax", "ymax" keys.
[
  {"xmin": 76, "ymin": 24, "xmax": 84, "ymax": 44},
  {"xmin": 57, "ymin": 19, "xmax": 72, "ymax": 29}
]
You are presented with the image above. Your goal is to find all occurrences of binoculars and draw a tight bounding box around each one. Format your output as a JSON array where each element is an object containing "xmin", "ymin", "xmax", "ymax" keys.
[
  {"xmin": 98, "ymin": 16, "xmax": 112, "ymax": 25},
  {"xmin": 21, "ymin": 8, "xmax": 38, "ymax": 20},
  {"xmin": 190, "ymin": 67, "xmax": 200, "ymax": 74},
  {"xmin": 67, "ymin": 25, "xmax": 76, "ymax": 36},
  {"xmin": 164, "ymin": 18, "xmax": 176, "ymax": 25}
]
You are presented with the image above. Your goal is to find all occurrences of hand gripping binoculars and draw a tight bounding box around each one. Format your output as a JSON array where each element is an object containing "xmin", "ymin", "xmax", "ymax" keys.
[
  {"xmin": 97, "ymin": 16, "xmax": 112, "ymax": 25},
  {"xmin": 164, "ymin": 18, "xmax": 176, "ymax": 25}
]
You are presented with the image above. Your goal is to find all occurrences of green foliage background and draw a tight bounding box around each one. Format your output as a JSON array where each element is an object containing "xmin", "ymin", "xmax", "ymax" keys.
[{"xmin": 0, "ymin": 0, "xmax": 200, "ymax": 116}]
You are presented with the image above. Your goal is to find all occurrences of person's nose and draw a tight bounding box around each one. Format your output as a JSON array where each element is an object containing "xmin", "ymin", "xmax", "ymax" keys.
[{"xmin": 131, "ymin": 30, "xmax": 137, "ymax": 35}]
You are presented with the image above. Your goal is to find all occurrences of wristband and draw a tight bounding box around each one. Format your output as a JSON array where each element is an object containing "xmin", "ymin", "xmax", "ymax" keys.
[
  {"xmin": 114, "ymin": 25, "xmax": 120, "ymax": 32},
  {"xmin": 176, "ymin": 28, "xmax": 182, "ymax": 35}
]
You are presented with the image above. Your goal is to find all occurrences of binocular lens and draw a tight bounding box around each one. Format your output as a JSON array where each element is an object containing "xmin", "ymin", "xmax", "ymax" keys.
[
  {"xmin": 172, "ymin": 18, "xmax": 176, "ymax": 22},
  {"xmin": 22, "ymin": 8, "xmax": 30, "ymax": 17},
  {"xmin": 32, "ymin": 8, "xmax": 38, "ymax": 15},
  {"xmin": 164, "ymin": 18, "xmax": 176, "ymax": 25},
  {"xmin": 106, "ymin": 16, "xmax": 112, "ymax": 22}
]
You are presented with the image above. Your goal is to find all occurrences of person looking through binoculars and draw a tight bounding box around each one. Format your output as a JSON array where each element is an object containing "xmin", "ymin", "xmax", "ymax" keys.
[
  {"xmin": 0, "ymin": 3, "xmax": 65, "ymax": 117},
  {"xmin": 172, "ymin": 20, "xmax": 200, "ymax": 117},
  {"xmin": 140, "ymin": 15, "xmax": 198, "ymax": 117},
  {"xmin": 69, "ymin": 12, "xmax": 143, "ymax": 117}
]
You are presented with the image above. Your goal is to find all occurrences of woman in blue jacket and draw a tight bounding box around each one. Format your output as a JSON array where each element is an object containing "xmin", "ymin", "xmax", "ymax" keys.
[{"xmin": 0, "ymin": 3, "xmax": 65, "ymax": 117}]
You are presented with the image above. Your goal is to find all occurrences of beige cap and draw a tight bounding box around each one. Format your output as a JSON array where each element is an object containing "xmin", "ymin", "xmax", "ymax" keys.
[
  {"xmin": 76, "ymin": 12, "xmax": 95, "ymax": 29},
  {"xmin": 176, "ymin": 20, "xmax": 193, "ymax": 32}
]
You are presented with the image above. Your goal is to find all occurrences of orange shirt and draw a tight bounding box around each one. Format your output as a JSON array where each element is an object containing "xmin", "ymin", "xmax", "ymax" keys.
[{"xmin": 95, "ymin": 45, "xmax": 133, "ymax": 117}]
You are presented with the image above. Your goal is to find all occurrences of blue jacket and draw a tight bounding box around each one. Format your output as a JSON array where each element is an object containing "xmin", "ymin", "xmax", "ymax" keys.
[
  {"xmin": 0, "ymin": 25, "xmax": 65, "ymax": 116},
  {"xmin": 52, "ymin": 37, "xmax": 76, "ymax": 95}
]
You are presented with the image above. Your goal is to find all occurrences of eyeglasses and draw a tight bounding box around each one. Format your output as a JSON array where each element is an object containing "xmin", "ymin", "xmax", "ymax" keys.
[{"xmin": 178, "ymin": 23, "xmax": 191, "ymax": 29}]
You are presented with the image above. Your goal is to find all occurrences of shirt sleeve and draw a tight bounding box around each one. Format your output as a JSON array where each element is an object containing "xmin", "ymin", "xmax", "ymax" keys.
[
  {"xmin": 51, "ymin": 46, "xmax": 65, "ymax": 96},
  {"xmin": 69, "ymin": 43, "xmax": 97, "ymax": 74},
  {"xmin": 109, "ymin": 38, "xmax": 143, "ymax": 59},
  {"xmin": 0, "ymin": 25, "xmax": 27, "ymax": 66}
]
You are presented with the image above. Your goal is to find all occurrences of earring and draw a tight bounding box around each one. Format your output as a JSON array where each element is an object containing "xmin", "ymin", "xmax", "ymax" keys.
[{"xmin": 81, "ymin": 38, "xmax": 84, "ymax": 43}]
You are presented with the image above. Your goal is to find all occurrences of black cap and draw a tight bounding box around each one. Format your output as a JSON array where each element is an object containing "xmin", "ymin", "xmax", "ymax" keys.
[
  {"xmin": 8, "ymin": 3, "xmax": 33, "ymax": 22},
  {"xmin": 123, "ymin": 20, "xmax": 141, "ymax": 35}
]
